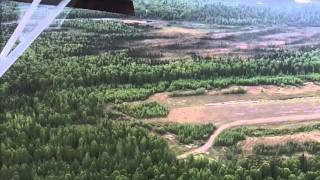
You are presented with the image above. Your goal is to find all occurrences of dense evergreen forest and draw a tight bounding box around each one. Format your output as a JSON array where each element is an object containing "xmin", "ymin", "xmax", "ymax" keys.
[
  {"xmin": 2, "ymin": 1, "xmax": 320, "ymax": 179},
  {"xmin": 0, "ymin": 1, "xmax": 17, "ymax": 49}
]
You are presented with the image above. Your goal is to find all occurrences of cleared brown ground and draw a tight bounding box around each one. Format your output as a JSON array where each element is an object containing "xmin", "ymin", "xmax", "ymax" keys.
[
  {"xmin": 83, "ymin": 17, "xmax": 320, "ymax": 59},
  {"xmin": 152, "ymin": 83, "xmax": 320, "ymax": 126},
  {"xmin": 168, "ymin": 97, "xmax": 320, "ymax": 126},
  {"xmin": 150, "ymin": 83, "xmax": 320, "ymax": 109},
  {"xmin": 118, "ymin": 18, "xmax": 320, "ymax": 59},
  {"xmin": 148, "ymin": 83, "xmax": 320, "ymax": 158},
  {"xmin": 179, "ymin": 114, "xmax": 320, "ymax": 158},
  {"xmin": 241, "ymin": 131, "xmax": 320, "ymax": 154}
]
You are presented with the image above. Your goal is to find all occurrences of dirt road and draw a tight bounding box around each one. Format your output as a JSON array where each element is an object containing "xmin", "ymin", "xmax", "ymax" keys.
[
  {"xmin": 149, "ymin": 84, "xmax": 320, "ymax": 158},
  {"xmin": 178, "ymin": 113, "xmax": 320, "ymax": 158}
]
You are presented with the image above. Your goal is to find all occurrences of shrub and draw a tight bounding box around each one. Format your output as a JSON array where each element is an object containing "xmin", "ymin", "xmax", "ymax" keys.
[
  {"xmin": 222, "ymin": 86, "xmax": 247, "ymax": 94},
  {"xmin": 116, "ymin": 102, "xmax": 169, "ymax": 119},
  {"xmin": 215, "ymin": 128, "xmax": 246, "ymax": 146}
]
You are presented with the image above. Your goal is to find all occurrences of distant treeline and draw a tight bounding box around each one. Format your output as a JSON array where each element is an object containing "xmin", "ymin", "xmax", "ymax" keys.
[
  {"xmin": 4, "ymin": 47, "xmax": 320, "ymax": 95},
  {"xmin": 134, "ymin": 0, "xmax": 320, "ymax": 26}
]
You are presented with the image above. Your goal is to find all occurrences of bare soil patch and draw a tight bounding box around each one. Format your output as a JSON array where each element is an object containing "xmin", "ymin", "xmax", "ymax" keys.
[
  {"xmin": 118, "ymin": 18, "xmax": 320, "ymax": 59},
  {"xmin": 95, "ymin": 18, "xmax": 320, "ymax": 59},
  {"xmin": 149, "ymin": 93, "xmax": 169, "ymax": 103},
  {"xmin": 151, "ymin": 83, "xmax": 320, "ymax": 110},
  {"xmin": 154, "ymin": 26, "xmax": 205, "ymax": 37},
  {"xmin": 246, "ymin": 82, "xmax": 320, "ymax": 96},
  {"xmin": 179, "ymin": 114, "xmax": 320, "ymax": 158},
  {"xmin": 150, "ymin": 83, "xmax": 320, "ymax": 158},
  {"xmin": 164, "ymin": 83, "xmax": 320, "ymax": 126}
]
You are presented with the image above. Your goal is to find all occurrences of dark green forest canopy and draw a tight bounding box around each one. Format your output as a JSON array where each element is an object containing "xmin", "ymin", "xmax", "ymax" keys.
[
  {"xmin": 2, "ymin": 2, "xmax": 320, "ymax": 179},
  {"xmin": 0, "ymin": 1, "xmax": 18, "ymax": 22},
  {"xmin": 0, "ymin": 2, "xmax": 18, "ymax": 49},
  {"xmin": 133, "ymin": 0, "xmax": 320, "ymax": 26}
]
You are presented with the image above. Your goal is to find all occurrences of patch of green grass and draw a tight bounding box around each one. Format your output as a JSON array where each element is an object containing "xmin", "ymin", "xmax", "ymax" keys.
[{"xmin": 214, "ymin": 128, "xmax": 246, "ymax": 146}]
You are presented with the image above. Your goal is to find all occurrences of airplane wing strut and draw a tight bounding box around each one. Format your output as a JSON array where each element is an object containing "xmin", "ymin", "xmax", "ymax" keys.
[
  {"xmin": 0, "ymin": 0, "xmax": 134, "ymax": 77},
  {"xmin": 0, "ymin": 0, "xmax": 42, "ymax": 58},
  {"xmin": 0, "ymin": 0, "xmax": 72, "ymax": 77}
]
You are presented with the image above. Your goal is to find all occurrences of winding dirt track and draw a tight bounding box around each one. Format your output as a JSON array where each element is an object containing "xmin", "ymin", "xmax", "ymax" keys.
[{"xmin": 178, "ymin": 113, "xmax": 320, "ymax": 159}]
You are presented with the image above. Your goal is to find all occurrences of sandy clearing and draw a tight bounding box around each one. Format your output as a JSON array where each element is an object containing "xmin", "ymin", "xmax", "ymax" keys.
[
  {"xmin": 245, "ymin": 83, "xmax": 320, "ymax": 96},
  {"xmin": 149, "ymin": 83, "xmax": 320, "ymax": 158},
  {"xmin": 178, "ymin": 114, "xmax": 320, "ymax": 158},
  {"xmin": 149, "ymin": 93, "xmax": 169, "ymax": 102},
  {"xmin": 236, "ymin": 42, "xmax": 251, "ymax": 50},
  {"xmin": 241, "ymin": 131, "xmax": 320, "ymax": 154},
  {"xmin": 151, "ymin": 83, "xmax": 320, "ymax": 109},
  {"xmin": 122, "ymin": 19, "xmax": 148, "ymax": 25},
  {"xmin": 130, "ymin": 19, "xmax": 320, "ymax": 58},
  {"xmin": 148, "ymin": 84, "xmax": 320, "ymax": 158},
  {"xmin": 154, "ymin": 26, "xmax": 206, "ymax": 37},
  {"xmin": 258, "ymin": 40, "xmax": 286, "ymax": 47},
  {"xmin": 168, "ymin": 97, "xmax": 320, "ymax": 126}
]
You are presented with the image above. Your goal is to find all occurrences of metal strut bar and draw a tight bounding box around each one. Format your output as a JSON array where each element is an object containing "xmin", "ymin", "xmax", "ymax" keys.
[
  {"xmin": 0, "ymin": 0, "xmax": 42, "ymax": 58},
  {"xmin": 0, "ymin": 0, "xmax": 71, "ymax": 77}
]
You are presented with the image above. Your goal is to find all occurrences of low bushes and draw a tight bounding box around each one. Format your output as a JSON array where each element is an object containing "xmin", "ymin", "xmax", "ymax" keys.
[
  {"xmin": 145, "ymin": 123, "xmax": 216, "ymax": 144},
  {"xmin": 169, "ymin": 88, "xmax": 206, "ymax": 97},
  {"xmin": 222, "ymin": 86, "xmax": 247, "ymax": 94},
  {"xmin": 214, "ymin": 128, "xmax": 246, "ymax": 146},
  {"xmin": 116, "ymin": 102, "xmax": 169, "ymax": 119},
  {"xmin": 254, "ymin": 141, "xmax": 320, "ymax": 156}
]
